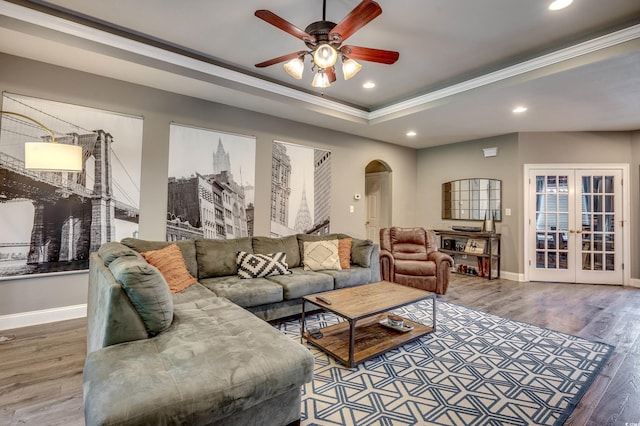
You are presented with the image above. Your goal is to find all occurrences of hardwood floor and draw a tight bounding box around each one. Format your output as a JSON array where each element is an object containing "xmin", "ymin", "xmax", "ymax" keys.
[{"xmin": 0, "ymin": 277, "xmax": 638, "ymax": 426}]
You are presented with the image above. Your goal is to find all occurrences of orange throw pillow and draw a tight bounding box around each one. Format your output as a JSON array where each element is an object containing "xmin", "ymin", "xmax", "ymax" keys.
[
  {"xmin": 338, "ymin": 238, "xmax": 352, "ymax": 270},
  {"xmin": 141, "ymin": 244, "xmax": 197, "ymax": 293}
]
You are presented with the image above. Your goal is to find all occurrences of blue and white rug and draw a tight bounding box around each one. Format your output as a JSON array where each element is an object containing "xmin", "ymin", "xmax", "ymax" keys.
[{"xmin": 277, "ymin": 300, "xmax": 613, "ymax": 426}]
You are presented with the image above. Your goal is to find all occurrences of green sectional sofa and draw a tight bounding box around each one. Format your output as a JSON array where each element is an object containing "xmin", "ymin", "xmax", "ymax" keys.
[{"xmin": 83, "ymin": 233, "xmax": 380, "ymax": 426}]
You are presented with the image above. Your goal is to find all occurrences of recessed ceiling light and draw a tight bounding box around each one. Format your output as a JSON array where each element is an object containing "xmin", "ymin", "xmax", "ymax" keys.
[
  {"xmin": 363, "ymin": 81, "xmax": 376, "ymax": 89},
  {"xmin": 549, "ymin": 0, "xmax": 573, "ymax": 11},
  {"xmin": 406, "ymin": 131, "xmax": 417, "ymax": 137},
  {"xmin": 513, "ymin": 106, "xmax": 528, "ymax": 113}
]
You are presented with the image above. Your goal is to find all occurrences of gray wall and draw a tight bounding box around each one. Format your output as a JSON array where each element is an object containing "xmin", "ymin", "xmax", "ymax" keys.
[
  {"xmin": 417, "ymin": 134, "xmax": 521, "ymax": 273},
  {"xmin": 0, "ymin": 53, "xmax": 417, "ymax": 316},
  {"xmin": 418, "ymin": 131, "xmax": 639, "ymax": 278}
]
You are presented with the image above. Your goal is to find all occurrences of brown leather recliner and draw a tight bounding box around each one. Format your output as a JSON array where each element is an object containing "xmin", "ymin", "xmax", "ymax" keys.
[{"xmin": 379, "ymin": 227, "xmax": 454, "ymax": 295}]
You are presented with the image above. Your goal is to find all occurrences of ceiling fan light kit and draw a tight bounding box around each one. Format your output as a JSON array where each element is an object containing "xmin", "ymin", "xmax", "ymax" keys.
[
  {"xmin": 255, "ymin": 0, "xmax": 399, "ymax": 88},
  {"xmin": 284, "ymin": 57, "xmax": 305, "ymax": 79},
  {"xmin": 342, "ymin": 58, "xmax": 363, "ymax": 80},
  {"xmin": 313, "ymin": 44, "xmax": 339, "ymax": 69},
  {"xmin": 312, "ymin": 70, "xmax": 331, "ymax": 88}
]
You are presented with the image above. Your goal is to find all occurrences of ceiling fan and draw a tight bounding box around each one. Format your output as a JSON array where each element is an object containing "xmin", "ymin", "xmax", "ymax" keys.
[{"xmin": 254, "ymin": 0, "xmax": 399, "ymax": 88}]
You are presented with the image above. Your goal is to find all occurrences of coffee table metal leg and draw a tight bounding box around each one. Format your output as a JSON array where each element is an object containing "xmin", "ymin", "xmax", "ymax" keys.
[
  {"xmin": 432, "ymin": 295, "xmax": 437, "ymax": 332},
  {"xmin": 348, "ymin": 319, "xmax": 356, "ymax": 368},
  {"xmin": 301, "ymin": 299, "xmax": 306, "ymax": 344}
]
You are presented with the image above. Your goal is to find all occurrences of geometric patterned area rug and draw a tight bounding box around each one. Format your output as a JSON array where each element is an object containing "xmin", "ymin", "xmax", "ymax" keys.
[{"xmin": 276, "ymin": 299, "xmax": 614, "ymax": 426}]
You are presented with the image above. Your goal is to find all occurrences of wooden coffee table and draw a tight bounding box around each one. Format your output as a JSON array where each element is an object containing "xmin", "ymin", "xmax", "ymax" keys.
[{"xmin": 301, "ymin": 281, "xmax": 436, "ymax": 368}]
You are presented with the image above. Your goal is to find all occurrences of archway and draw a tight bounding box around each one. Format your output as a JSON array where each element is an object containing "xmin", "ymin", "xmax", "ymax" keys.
[{"xmin": 365, "ymin": 160, "xmax": 392, "ymax": 244}]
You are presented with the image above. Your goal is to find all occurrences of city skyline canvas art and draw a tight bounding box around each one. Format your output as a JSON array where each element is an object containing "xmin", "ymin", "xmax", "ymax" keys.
[
  {"xmin": 0, "ymin": 92, "xmax": 143, "ymax": 279},
  {"xmin": 270, "ymin": 140, "xmax": 331, "ymax": 237},
  {"xmin": 166, "ymin": 123, "xmax": 256, "ymax": 240}
]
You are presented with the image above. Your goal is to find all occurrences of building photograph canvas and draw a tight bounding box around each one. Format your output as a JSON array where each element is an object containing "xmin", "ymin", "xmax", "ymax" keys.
[
  {"xmin": 0, "ymin": 92, "xmax": 143, "ymax": 278},
  {"xmin": 167, "ymin": 123, "xmax": 256, "ymax": 240},
  {"xmin": 270, "ymin": 140, "xmax": 331, "ymax": 237}
]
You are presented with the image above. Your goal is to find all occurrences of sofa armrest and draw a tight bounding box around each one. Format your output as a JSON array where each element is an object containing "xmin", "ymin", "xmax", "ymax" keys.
[
  {"xmin": 427, "ymin": 251, "xmax": 454, "ymax": 295},
  {"xmin": 379, "ymin": 249, "xmax": 395, "ymax": 282},
  {"xmin": 369, "ymin": 244, "xmax": 381, "ymax": 282}
]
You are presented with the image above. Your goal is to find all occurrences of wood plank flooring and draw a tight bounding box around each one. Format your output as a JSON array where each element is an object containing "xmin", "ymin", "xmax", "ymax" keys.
[{"xmin": 1, "ymin": 276, "xmax": 639, "ymax": 425}]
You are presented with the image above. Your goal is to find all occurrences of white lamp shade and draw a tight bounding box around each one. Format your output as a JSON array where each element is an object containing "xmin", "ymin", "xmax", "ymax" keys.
[
  {"xmin": 342, "ymin": 58, "xmax": 362, "ymax": 80},
  {"xmin": 313, "ymin": 44, "xmax": 338, "ymax": 69},
  {"xmin": 24, "ymin": 142, "xmax": 83, "ymax": 172},
  {"xmin": 283, "ymin": 57, "xmax": 304, "ymax": 79},
  {"xmin": 311, "ymin": 72, "xmax": 331, "ymax": 88}
]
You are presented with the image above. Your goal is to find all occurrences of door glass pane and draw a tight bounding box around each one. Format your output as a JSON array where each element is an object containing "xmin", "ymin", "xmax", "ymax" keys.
[
  {"xmin": 559, "ymin": 232, "xmax": 568, "ymax": 250},
  {"xmin": 580, "ymin": 173, "xmax": 616, "ymax": 273},
  {"xmin": 605, "ymin": 195, "xmax": 614, "ymax": 212},
  {"xmin": 535, "ymin": 174, "xmax": 569, "ymax": 271},
  {"xmin": 605, "ymin": 176, "xmax": 614, "ymax": 193},
  {"xmin": 594, "ymin": 253, "xmax": 603, "ymax": 271},
  {"xmin": 606, "ymin": 254, "xmax": 615, "ymax": 271},
  {"xmin": 593, "ymin": 176, "xmax": 603, "ymax": 193}
]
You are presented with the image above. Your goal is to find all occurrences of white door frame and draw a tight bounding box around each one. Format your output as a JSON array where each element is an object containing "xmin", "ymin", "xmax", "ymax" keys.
[{"xmin": 523, "ymin": 163, "xmax": 630, "ymax": 285}]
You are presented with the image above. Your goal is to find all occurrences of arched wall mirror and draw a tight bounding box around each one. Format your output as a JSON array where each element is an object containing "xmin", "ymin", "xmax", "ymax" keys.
[{"xmin": 442, "ymin": 178, "xmax": 502, "ymax": 221}]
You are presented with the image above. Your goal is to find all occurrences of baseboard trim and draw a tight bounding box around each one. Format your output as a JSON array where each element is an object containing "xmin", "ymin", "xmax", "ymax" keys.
[
  {"xmin": 0, "ymin": 304, "xmax": 87, "ymax": 331},
  {"xmin": 499, "ymin": 271, "xmax": 522, "ymax": 282},
  {"xmin": 628, "ymin": 278, "xmax": 640, "ymax": 288}
]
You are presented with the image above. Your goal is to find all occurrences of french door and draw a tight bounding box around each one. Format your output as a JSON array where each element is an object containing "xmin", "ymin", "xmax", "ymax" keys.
[{"xmin": 526, "ymin": 166, "xmax": 626, "ymax": 284}]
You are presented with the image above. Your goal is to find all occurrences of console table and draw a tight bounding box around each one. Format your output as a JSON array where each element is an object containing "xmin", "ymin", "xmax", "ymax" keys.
[{"xmin": 435, "ymin": 229, "xmax": 501, "ymax": 280}]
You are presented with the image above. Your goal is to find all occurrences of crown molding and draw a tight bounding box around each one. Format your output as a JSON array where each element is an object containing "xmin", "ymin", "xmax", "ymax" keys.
[
  {"xmin": 2, "ymin": 1, "xmax": 639, "ymax": 125},
  {"xmin": 370, "ymin": 23, "xmax": 640, "ymax": 120}
]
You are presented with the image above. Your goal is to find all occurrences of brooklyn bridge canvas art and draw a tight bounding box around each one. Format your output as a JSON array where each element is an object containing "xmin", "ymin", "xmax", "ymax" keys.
[{"xmin": 0, "ymin": 93, "xmax": 142, "ymax": 278}]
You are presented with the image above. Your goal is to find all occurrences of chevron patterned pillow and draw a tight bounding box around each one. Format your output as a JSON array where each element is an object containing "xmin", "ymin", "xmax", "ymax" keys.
[{"xmin": 237, "ymin": 251, "xmax": 292, "ymax": 279}]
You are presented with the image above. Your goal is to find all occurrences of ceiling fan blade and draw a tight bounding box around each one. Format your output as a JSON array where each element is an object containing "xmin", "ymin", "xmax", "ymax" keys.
[
  {"xmin": 329, "ymin": 0, "xmax": 382, "ymax": 43},
  {"xmin": 255, "ymin": 51, "xmax": 305, "ymax": 68},
  {"xmin": 255, "ymin": 10, "xmax": 314, "ymax": 42},
  {"xmin": 326, "ymin": 67, "xmax": 337, "ymax": 83},
  {"xmin": 342, "ymin": 45, "xmax": 399, "ymax": 64}
]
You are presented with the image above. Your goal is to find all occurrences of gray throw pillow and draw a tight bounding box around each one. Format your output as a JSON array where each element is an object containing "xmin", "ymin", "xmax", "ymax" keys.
[
  {"xmin": 108, "ymin": 256, "xmax": 173, "ymax": 337},
  {"xmin": 196, "ymin": 237, "xmax": 253, "ymax": 278},
  {"xmin": 98, "ymin": 242, "xmax": 142, "ymax": 266},
  {"xmin": 351, "ymin": 238, "xmax": 374, "ymax": 267},
  {"xmin": 252, "ymin": 235, "xmax": 301, "ymax": 268}
]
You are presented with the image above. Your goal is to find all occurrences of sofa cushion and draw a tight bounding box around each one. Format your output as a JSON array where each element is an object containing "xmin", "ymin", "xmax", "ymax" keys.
[
  {"xmin": 108, "ymin": 256, "xmax": 173, "ymax": 337},
  {"xmin": 237, "ymin": 251, "xmax": 291, "ymax": 279},
  {"xmin": 266, "ymin": 267, "xmax": 334, "ymax": 300},
  {"xmin": 121, "ymin": 238, "xmax": 198, "ymax": 278},
  {"xmin": 83, "ymin": 297, "xmax": 314, "ymax": 426},
  {"xmin": 196, "ymin": 238, "xmax": 253, "ymax": 279},
  {"xmin": 351, "ymin": 238, "xmax": 374, "ymax": 267},
  {"xmin": 252, "ymin": 235, "xmax": 301, "ymax": 268},
  {"xmin": 303, "ymin": 239, "xmax": 341, "ymax": 271},
  {"xmin": 98, "ymin": 242, "xmax": 142, "ymax": 266},
  {"xmin": 320, "ymin": 266, "xmax": 373, "ymax": 289},
  {"xmin": 199, "ymin": 275, "xmax": 283, "ymax": 308},
  {"xmin": 141, "ymin": 244, "xmax": 197, "ymax": 293},
  {"xmin": 171, "ymin": 282, "xmax": 217, "ymax": 306},
  {"xmin": 338, "ymin": 238, "xmax": 352, "ymax": 269}
]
